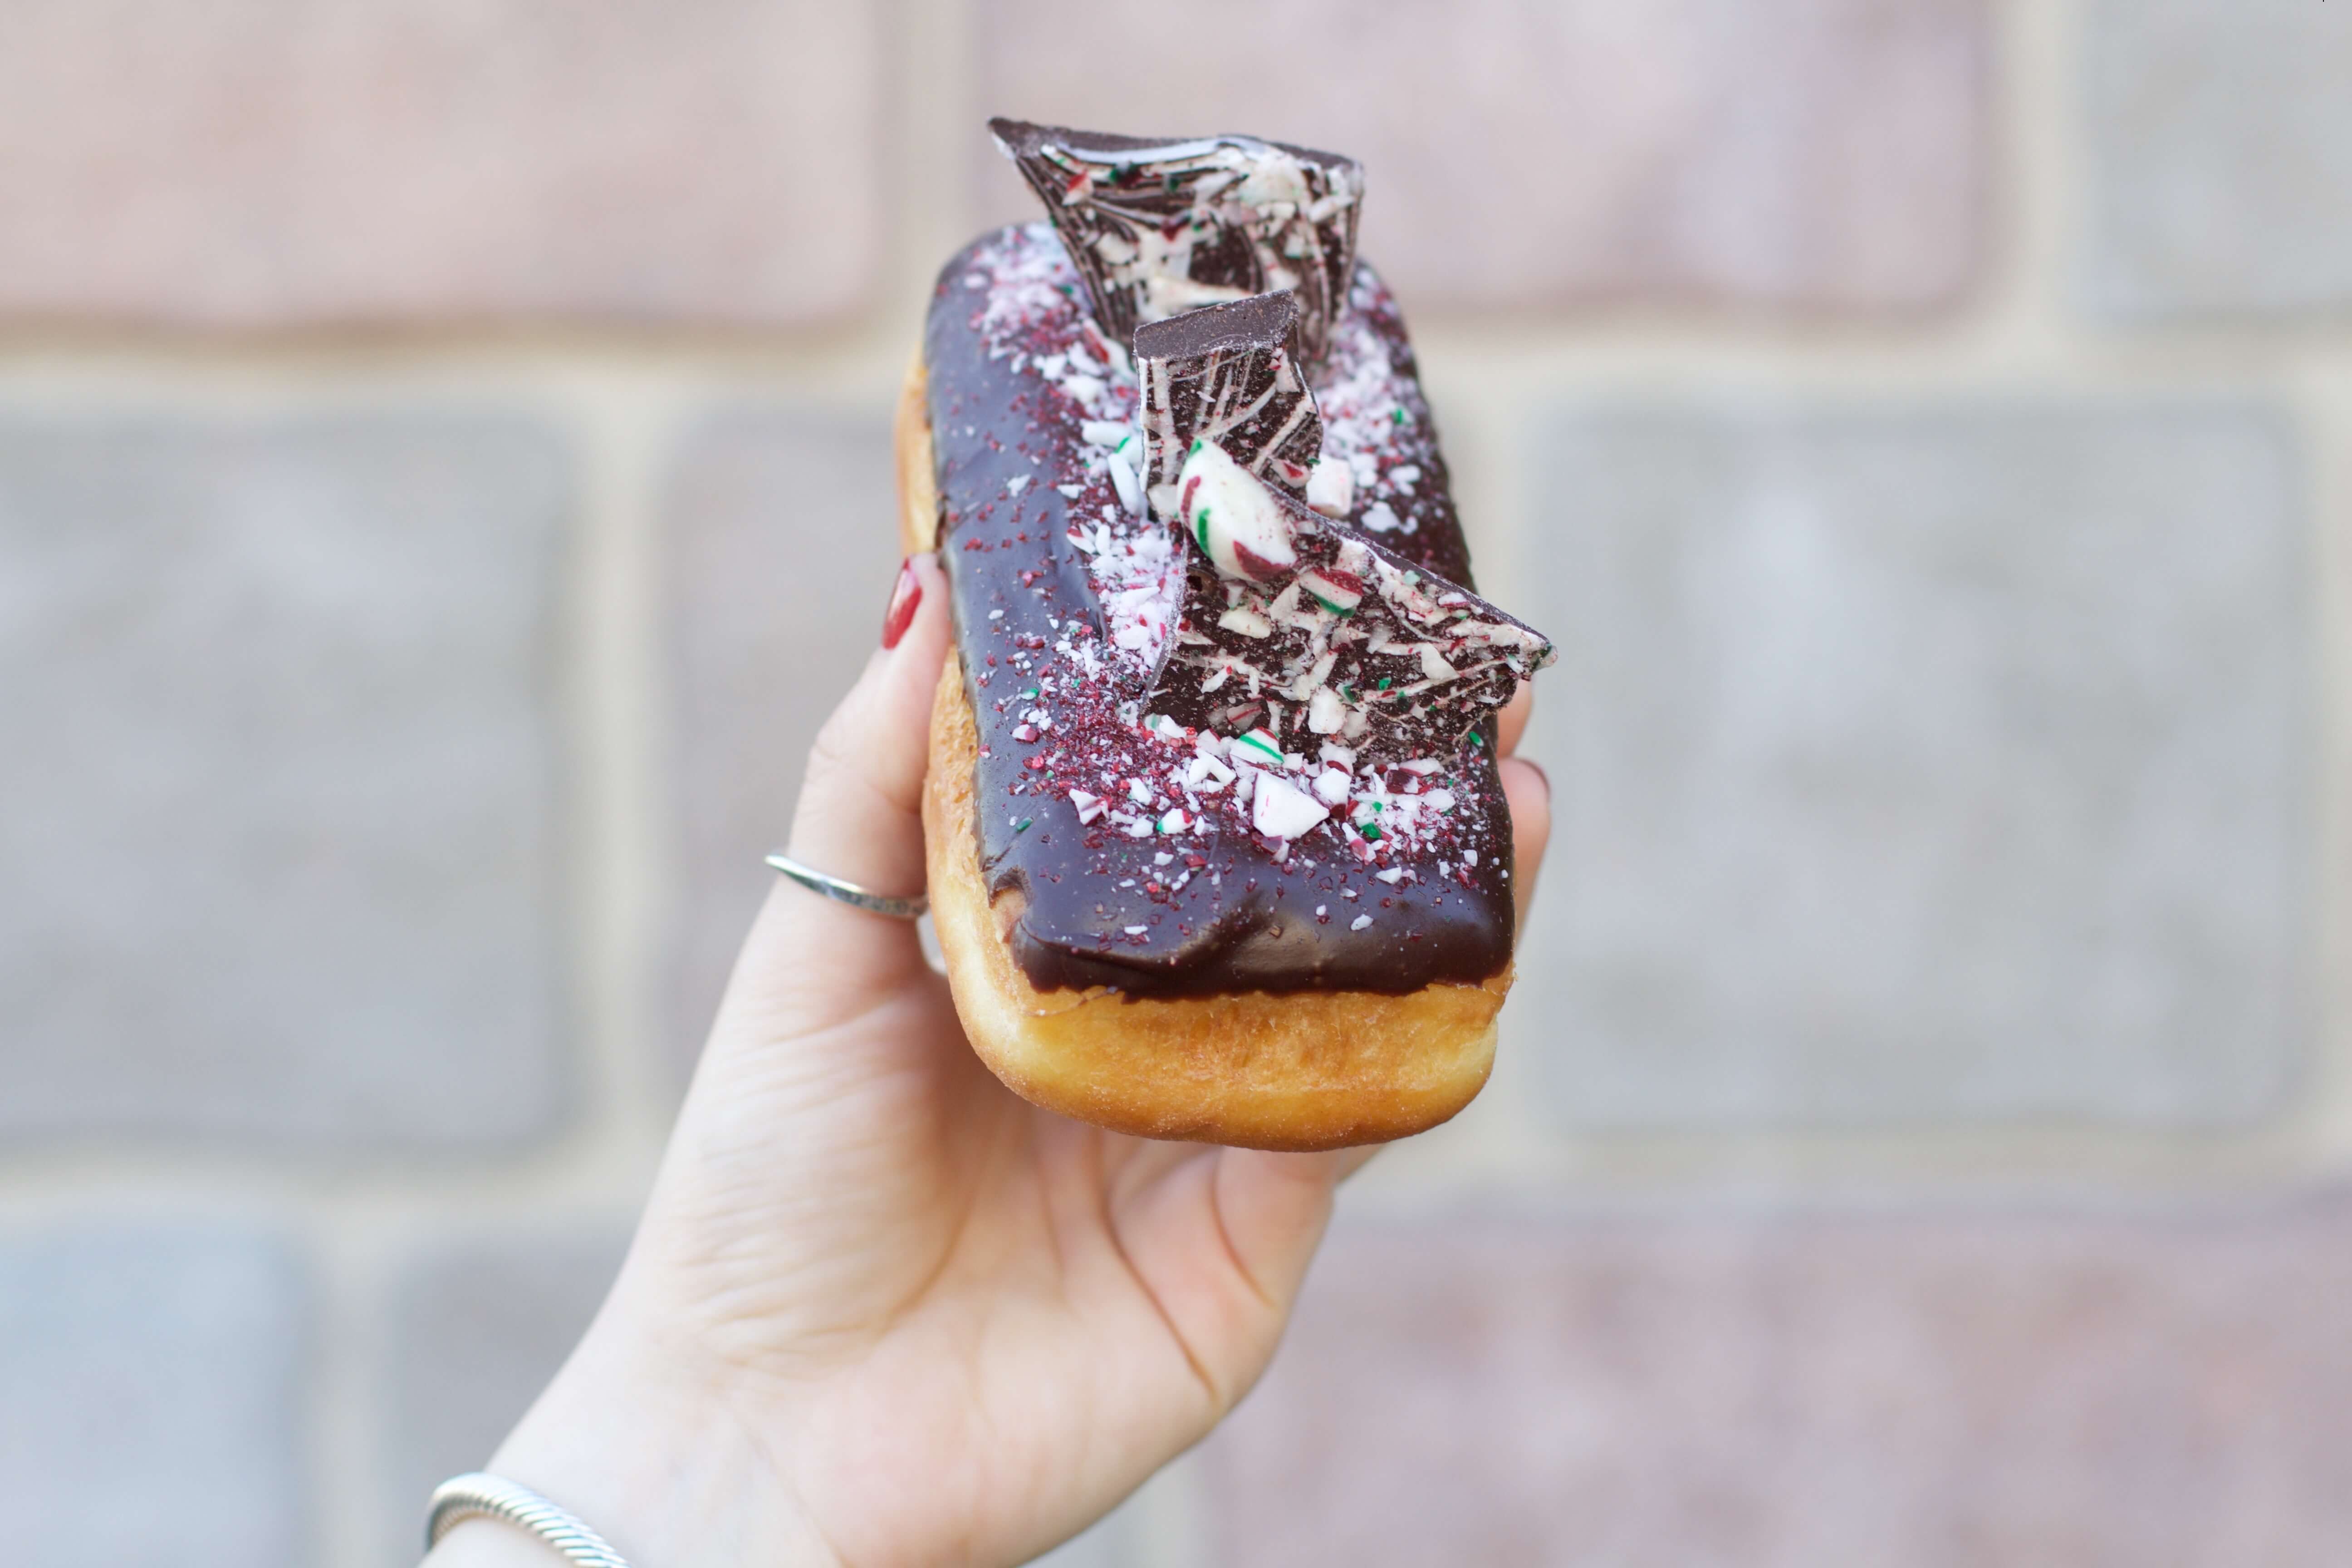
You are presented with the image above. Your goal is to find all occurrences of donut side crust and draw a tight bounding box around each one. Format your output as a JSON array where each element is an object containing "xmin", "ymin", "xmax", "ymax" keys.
[
  {"xmin": 899, "ymin": 355, "xmax": 1504, "ymax": 1150},
  {"xmin": 897, "ymin": 350, "xmax": 941, "ymax": 555}
]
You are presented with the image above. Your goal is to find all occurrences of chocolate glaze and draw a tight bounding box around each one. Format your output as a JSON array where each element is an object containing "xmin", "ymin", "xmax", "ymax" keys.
[{"xmin": 926, "ymin": 223, "xmax": 1521, "ymax": 998}]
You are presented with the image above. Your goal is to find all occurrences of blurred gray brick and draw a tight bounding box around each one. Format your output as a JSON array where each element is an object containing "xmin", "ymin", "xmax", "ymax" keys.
[
  {"xmin": 977, "ymin": 0, "xmax": 1985, "ymax": 311},
  {"xmin": 664, "ymin": 407, "xmax": 900, "ymax": 1068},
  {"xmin": 384, "ymin": 1228, "xmax": 627, "ymax": 1563},
  {"xmin": 0, "ymin": 1224, "xmax": 308, "ymax": 1568},
  {"xmin": 1203, "ymin": 1204, "xmax": 2352, "ymax": 1567},
  {"xmin": 0, "ymin": 415, "xmax": 569, "ymax": 1147},
  {"xmin": 2086, "ymin": 0, "xmax": 2352, "ymax": 319},
  {"xmin": 0, "ymin": 0, "xmax": 880, "ymax": 324},
  {"xmin": 1519, "ymin": 404, "xmax": 2305, "ymax": 1125}
]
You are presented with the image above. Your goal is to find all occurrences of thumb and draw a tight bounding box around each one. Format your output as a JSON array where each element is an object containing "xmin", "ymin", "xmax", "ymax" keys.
[{"xmin": 719, "ymin": 551, "xmax": 952, "ymax": 1040}]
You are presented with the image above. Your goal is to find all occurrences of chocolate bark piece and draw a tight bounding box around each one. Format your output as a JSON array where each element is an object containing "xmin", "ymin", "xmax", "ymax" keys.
[
  {"xmin": 1152, "ymin": 444, "xmax": 1552, "ymax": 769},
  {"xmin": 1134, "ymin": 291, "xmax": 1323, "ymax": 506},
  {"xmin": 989, "ymin": 117, "xmax": 1363, "ymax": 367}
]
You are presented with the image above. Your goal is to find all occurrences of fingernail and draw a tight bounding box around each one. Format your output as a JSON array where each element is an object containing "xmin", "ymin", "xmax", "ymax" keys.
[{"xmin": 880, "ymin": 559, "xmax": 921, "ymax": 649}]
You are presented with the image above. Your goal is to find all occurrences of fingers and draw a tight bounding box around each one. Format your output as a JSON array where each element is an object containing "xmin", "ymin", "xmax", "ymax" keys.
[
  {"xmin": 1109, "ymin": 1143, "xmax": 1344, "ymax": 1421},
  {"xmin": 1499, "ymin": 755, "xmax": 1551, "ymax": 931},
  {"xmin": 785, "ymin": 554, "xmax": 949, "ymax": 894},
  {"xmin": 1211, "ymin": 1149, "xmax": 1345, "ymax": 1314},
  {"xmin": 1496, "ymin": 680, "xmax": 1534, "ymax": 758},
  {"xmin": 728, "ymin": 553, "xmax": 953, "ymax": 1031}
]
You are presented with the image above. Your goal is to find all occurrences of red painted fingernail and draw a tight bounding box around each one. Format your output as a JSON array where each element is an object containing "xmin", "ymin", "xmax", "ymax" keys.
[{"xmin": 880, "ymin": 559, "xmax": 921, "ymax": 649}]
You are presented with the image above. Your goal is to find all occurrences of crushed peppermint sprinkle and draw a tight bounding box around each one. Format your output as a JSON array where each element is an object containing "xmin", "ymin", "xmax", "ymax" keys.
[{"xmin": 1351, "ymin": 914, "xmax": 1373, "ymax": 931}]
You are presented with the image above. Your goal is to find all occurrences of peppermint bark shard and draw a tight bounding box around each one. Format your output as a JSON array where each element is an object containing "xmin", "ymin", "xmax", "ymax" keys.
[
  {"xmin": 1152, "ymin": 456, "xmax": 1554, "ymax": 767},
  {"xmin": 1134, "ymin": 291, "xmax": 1323, "ymax": 509},
  {"xmin": 989, "ymin": 116, "xmax": 1363, "ymax": 367}
]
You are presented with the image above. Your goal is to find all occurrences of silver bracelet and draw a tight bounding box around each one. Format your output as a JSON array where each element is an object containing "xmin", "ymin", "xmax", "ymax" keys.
[{"xmin": 427, "ymin": 1473, "xmax": 635, "ymax": 1568}]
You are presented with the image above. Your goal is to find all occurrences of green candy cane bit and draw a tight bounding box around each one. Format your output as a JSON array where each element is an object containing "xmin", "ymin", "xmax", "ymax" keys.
[
  {"xmin": 1013, "ymin": 817, "xmax": 1033, "ymax": 833},
  {"xmin": 1392, "ymin": 407, "xmax": 1406, "ymax": 426},
  {"xmin": 1194, "ymin": 509, "xmax": 1214, "ymax": 553},
  {"xmin": 1362, "ymin": 823, "xmax": 1382, "ymax": 841},
  {"xmin": 1468, "ymin": 730, "xmax": 1483, "ymax": 746},
  {"xmin": 1234, "ymin": 728, "xmax": 1284, "ymax": 765}
]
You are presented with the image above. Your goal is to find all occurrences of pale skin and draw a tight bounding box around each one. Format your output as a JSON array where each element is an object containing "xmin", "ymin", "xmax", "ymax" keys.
[{"xmin": 426, "ymin": 552, "xmax": 1550, "ymax": 1568}]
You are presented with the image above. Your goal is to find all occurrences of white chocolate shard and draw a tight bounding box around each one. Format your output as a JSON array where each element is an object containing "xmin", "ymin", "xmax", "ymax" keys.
[{"xmin": 1306, "ymin": 456, "xmax": 1354, "ymax": 517}]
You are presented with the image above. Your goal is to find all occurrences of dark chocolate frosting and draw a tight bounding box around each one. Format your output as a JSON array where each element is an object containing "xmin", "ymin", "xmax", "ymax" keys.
[{"xmin": 925, "ymin": 223, "xmax": 1529, "ymax": 997}]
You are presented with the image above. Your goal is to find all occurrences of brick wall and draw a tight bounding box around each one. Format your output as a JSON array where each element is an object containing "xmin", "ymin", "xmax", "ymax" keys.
[{"xmin": 4, "ymin": 1, "xmax": 2348, "ymax": 1564}]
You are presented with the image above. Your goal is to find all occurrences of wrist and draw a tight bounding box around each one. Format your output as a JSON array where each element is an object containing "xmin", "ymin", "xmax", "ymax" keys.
[{"xmin": 422, "ymin": 1303, "xmax": 834, "ymax": 1568}]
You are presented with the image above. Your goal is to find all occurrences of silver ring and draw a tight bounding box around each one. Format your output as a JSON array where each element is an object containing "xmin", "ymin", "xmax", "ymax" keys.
[{"xmin": 765, "ymin": 853, "xmax": 928, "ymax": 920}]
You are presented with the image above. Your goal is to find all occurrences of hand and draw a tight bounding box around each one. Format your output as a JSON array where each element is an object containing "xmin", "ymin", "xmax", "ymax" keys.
[{"xmin": 426, "ymin": 552, "xmax": 1552, "ymax": 1568}]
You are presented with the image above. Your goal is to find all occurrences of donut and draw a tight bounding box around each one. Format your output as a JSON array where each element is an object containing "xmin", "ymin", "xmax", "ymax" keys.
[{"xmin": 903, "ymin": 119, "xmax": 1554, "ymax": 1151}]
